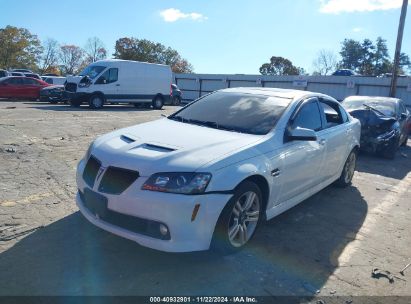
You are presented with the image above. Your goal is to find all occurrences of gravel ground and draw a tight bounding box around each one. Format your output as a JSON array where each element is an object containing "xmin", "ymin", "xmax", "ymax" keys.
[{"xmin": 0, "ymin": 100, "xmax": 410, "ymax": 300}]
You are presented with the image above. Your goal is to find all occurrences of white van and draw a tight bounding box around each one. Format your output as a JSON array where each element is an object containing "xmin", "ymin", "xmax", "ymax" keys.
[{"xmin": 65, "ymin": 59, "xmax": 172, "ymax": 109}]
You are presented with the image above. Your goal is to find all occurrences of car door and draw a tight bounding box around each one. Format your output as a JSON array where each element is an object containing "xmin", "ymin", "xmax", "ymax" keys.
[
  {"xmin": 277, "ymin": 97, "xmax": 327, "ymax": 203},
  {"xmin": 8, "ymin": 78, "xmax": 25, "ymax": 98},
  {"xmin": 93, "ymin": 68, "xmax": 119, "ymax": 101},
  {"xmin": 317, "ymin": 98, "xmax": 351, "ymax": 180},
  {"xmin": 22, "ymin": 78, "xmax": 42, "ymax": 99},
  {"xmin": 398, "ymin": 101, "xmax": 409, "ymax": 143}
]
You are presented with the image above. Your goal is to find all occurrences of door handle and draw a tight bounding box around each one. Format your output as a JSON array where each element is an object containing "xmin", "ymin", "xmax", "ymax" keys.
[
  {"xmin": 319, "ymin": 138, "xmax": 326, "ymax": 145},
  {"xmin": 116, "ymin": 84, "xmax": 120, "ymax": 86}
]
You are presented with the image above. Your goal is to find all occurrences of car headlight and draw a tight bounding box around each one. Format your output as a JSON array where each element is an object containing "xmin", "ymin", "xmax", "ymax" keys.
[{"xmin": 142, "ymin": 172, "xmax": 211, "ymax": 194}]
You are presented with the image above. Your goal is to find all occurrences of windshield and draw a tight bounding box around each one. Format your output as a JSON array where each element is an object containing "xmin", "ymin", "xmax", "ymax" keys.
[
  {"xmin": 79, "ymin": 65, "xmax": 106, "ymax": 79},
  {"xmin": 343, "ymin": 99, "xmax": 396, "ymax": 117},
  {"xmin": 169, "ymin": 91, "xmax": 291, "ymax": 135}
]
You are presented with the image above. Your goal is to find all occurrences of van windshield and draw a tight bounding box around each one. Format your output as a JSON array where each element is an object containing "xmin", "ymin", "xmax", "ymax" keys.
[{"xmin": 79, "ymin": 65, "xmax": 106, "ymax": 79}]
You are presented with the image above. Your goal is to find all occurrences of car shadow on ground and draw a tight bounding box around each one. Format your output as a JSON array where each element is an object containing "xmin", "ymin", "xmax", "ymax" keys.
[
  {"xmin": 0, "ymin": 185, "xmax": 367, "ymax": 296},
  {"xmin": 355, "ymin": 144, "xmax": 411, "ymax": 180}
]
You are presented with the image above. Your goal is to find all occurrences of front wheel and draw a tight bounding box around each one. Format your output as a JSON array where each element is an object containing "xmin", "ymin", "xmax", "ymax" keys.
[
  {"xmin": 172, "ymin": 96, "xmax": 181, "ymax": 106},
  {"xmin": 89, "ymin": 94, "xmax": 105, "ymax": 109},
  {"xmin": 335, "ymin": 150, "xmax": 357, "ymax": 187},
  {"xmin": 212, "ymin": 181, "xmax": 262, "ymax": 254}
]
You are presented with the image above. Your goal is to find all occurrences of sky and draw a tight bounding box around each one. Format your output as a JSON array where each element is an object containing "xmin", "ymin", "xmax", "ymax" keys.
[{"xmin": 1, "ymin": 0, "xmax": 410, "ymax": 74}]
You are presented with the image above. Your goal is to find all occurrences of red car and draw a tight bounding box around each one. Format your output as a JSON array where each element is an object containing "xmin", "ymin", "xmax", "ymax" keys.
[{"xmin": 0, "ymin": 76, "xmax": 50, "ymax": 100}]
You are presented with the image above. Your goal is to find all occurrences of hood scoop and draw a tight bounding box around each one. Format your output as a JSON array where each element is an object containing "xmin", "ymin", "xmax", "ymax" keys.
[{"xmin": 127, "ymin": 142, "xmax": 178, "ymax": 158}]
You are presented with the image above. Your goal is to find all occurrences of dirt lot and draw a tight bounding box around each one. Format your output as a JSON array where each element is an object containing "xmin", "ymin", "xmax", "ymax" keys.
[{"xmin": 0, "ymin": 101, "xmax": 410, "ymax": 300}]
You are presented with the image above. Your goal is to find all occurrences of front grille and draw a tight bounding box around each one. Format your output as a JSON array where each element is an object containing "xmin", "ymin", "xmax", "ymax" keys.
[
  {"xmin": 79, "ymin": 190, "xmax": 170, "ymax": 240},
  {"xmin": 98, "ymin": 167, "xmax": 139, "ymax": 195},
  {"xmin": 83, "ymin": 156, "xmax": 101, "ymax": 188},
  {"xmin": 65, "ymin": 82, "xmax": 77, "ymax": 92}
]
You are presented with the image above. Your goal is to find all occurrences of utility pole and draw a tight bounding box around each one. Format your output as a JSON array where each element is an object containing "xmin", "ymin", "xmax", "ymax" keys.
[{"xmin": 389, "ymin": 0, "xmax": 408, "ymax": 97}]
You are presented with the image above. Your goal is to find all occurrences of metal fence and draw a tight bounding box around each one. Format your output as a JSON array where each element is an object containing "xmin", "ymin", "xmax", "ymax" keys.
[{"xmin": 174, "ymin": 73, "xmax": 411, "ymax": 106}]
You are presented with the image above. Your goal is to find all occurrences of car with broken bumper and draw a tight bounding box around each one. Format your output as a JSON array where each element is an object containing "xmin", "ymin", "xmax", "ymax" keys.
[
  {"xmin": 76, "ymin": 88, "xmax": 361, "ymax": 253},
  {"xmin": 342, "ymin": 96, "xmax": 410, "ymax": 159}
]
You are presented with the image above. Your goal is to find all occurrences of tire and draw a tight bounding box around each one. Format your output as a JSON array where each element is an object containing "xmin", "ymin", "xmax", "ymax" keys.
[
  {"xmin": 152, "ymin": 95, "xmax": 164, "ymax": 110},
  {"xmin": 69, "ymin": 100, "xmax": 82, "ymax": 107},
  {"xmin": 335, "ymin": 149, "xmax": 357, "ymax": 187},
  {"xmin": 400, "ymin": 135, "xmax": 408, "ymax": 147},
  {"xmin": 212, "ymin": 181, "xmax": 263, "ymax": 254},
  {"xmin": 89, "ymin": 94, "xmax": 105, "ymax": 109},
  {"xmin": 172, "ymin": 96, "xmax": 181, "ymax": 106}
]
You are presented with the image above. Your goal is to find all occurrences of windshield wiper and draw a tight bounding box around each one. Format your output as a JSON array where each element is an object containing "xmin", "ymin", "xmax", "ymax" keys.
[
  {"xmin": 168, "ymin": 115, "xmax": 184, "ymax": 122},
  {"xmin": 363, "ymin": 103, "xmax": 389, "ymax": 117}
]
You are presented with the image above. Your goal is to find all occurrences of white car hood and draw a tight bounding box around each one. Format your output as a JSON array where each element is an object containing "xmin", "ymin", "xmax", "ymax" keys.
[{"xmin": 90, "ymin": 118, "xmax": 263, "ymax": 176}]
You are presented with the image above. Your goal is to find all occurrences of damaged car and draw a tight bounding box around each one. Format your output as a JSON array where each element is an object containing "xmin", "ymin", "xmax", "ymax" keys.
[{"xmin": 342, "ymin": 96, "xmax": 410, "ymax": 159}]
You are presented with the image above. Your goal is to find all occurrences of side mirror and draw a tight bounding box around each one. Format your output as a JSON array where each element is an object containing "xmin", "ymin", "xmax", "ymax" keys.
[
  {"xmin": 400, "ymin": 113, "xmax": 407, "ymax": 120},
  {"xmin": 288, "ymin": 127, "xmax": 317, "ymax": 141}
]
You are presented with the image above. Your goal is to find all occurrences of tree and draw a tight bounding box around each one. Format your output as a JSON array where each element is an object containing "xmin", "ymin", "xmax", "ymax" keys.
[
  {"xmin": 39, "ymin": 38, "xmax": 60, "ymax": 74},
  {"xmin": 338, "ymin": 37, "xmax": 411, "ymax": 76},
  {"xmin": 259, "ymin": 56, "xmax": 301, "ymax": 75},
  {"xmin": 113, "ymin": 37, "xmax": 193, "ymax": 73},
  {"xmin": 312, "ymin": 49, "xmax": 338, "ymax": 75},
  {"xmin": 84, "ymin": 37, "xmax": 107, "ymax": 64},
  {"xmin": 59, "ymin": 45, "xmax": 85, "ymax": 75},
  {"xmin": 0, "ymin": 25, "xmax": 42, "ymax": 70},
  {"xmin": 373, "ymin": 37, "xmax": 391, "ymax": 76}
]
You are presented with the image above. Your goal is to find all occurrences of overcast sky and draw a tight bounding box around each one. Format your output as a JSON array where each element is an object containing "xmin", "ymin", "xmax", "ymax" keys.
[{"xmin": 1, "ymin": 0, "xmax": 410, "ymax": 74}]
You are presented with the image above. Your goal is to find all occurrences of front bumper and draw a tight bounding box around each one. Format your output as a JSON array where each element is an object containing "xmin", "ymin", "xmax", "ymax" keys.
[
  {"xmin": 76, "ymin": 159, "xmax": 231, "ymax": 252},
  {"xmin": 360, "ymin": 129, "xmax": 400, "ymax": 153},
  {"xmin": 64, "ymin": 91, "xmax": 89, "ymax": 103}
]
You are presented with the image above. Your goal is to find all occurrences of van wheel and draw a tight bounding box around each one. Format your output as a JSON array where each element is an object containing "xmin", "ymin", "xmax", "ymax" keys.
[
  {"xmin": 212, "ymin": 181, "xmax": 262, "ymax": 254},
  {"xmin": 152, "ymin": 96, "xmax": 164, "ymax": 110},
  {"xmin": 89, "ymin": 94, "xmax": 105, "ymax": 109}
]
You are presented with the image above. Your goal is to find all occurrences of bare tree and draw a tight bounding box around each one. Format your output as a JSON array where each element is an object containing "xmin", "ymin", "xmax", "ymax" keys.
[
  {"xmin": 59, "ymin": 45, "xmax": 85, "ymax": 75},
  {"xmin": 84, "ymin": 37, "xmax": 107, "ymax": 63},
  {"xmin": 39, "ymin": 38, "xmax": 60, "ymax": 74},
  {"xmin": 312, "ymin": 49, "xmax": 338, "ymax": 75}
]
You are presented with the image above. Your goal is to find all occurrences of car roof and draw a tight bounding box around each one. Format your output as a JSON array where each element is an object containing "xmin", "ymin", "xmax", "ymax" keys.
[
  {"xmin": 219, "ymin": 87, "xmax": 330, "ymax": 101},
  {"xmin": 344, "ymin": 95, "xmax": 400, "ymax": 104}
]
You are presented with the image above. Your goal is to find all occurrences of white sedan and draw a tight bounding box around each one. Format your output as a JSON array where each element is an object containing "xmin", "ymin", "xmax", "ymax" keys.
[{"xmin": 76, "ymin": 88, "xmax": 361, "ymax": 253}]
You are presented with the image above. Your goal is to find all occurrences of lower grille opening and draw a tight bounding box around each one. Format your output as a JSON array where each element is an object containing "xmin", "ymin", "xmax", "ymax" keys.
[{"xmin": 79, "ymin": 190, "xmax": 170, "ymax": 240}]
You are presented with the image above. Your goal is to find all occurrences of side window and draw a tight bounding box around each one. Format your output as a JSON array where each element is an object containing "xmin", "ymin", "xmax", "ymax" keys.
[
  {"xmin": 23, "ymin": 78, "xmax": 38, "ymax": 85},
  {"xmin": 95, "ymin": 68, "xmax": 118, "ymax": 84},
  {"xmin": 108, "ymin": 68, "xmax": 118, "ymax": 83},
  {"xmin": 292, "ymin": 101, "xmax": 322, "ymax": 131},
  {"xmin": 8, "ymin": 78, "xmax": 23, "ymax": 85},
  {"xmin": 339, "ymin": 105, "xmax": 349, "ymax": 122},
  {"xmin": 399, "ymin": 101, "xmax": 407, "ymax": 114},
  {"xmin": 319, "ymin": 100, "xmax": 344, "ymax": 128},
  {"xmin": 45, "ymin": 78, "xmax": 53, "ymax": 84}
]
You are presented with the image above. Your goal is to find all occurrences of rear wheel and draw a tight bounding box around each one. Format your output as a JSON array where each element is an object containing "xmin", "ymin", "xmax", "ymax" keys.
[
  {"xmin": 89, "ymin": 94, "xmax": 104, "ymax": 109},
  {"xmin": 335, "ymin": 150, "xmax": 357, "ymax": 187},
  {"xmin": 152, "ymin": 96, "xmax": 164, "ymax": 110},
  {"xmin": 212, "ymin": 181, "xmax": 262, "ymax": 254}
]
